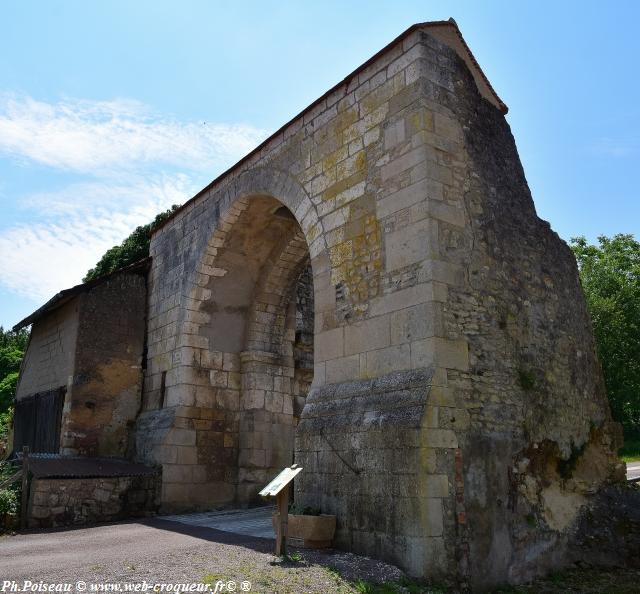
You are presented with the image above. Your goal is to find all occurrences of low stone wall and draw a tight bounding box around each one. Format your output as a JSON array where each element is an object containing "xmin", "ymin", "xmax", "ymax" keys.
[{"xmin": 28, "ymin": 475, "xmax": 160, "ymax": 528}]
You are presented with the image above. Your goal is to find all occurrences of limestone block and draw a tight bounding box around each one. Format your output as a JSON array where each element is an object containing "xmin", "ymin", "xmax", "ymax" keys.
[
  {"xmin": 273, "ymin": 376, "xmax": 291, "ymax": 393},
  {"xmin": 365, "ymin": 344, "xmax": 411, "ymax": 376},
  {"xmin": 195, "ymin": 386, "xmax": 216, "ymax": 408},
  {"xmin": 175, "ymin": 446, "xmax": 198, "ymax": 465},
  {"xmin": 385, "ymin": 218, "xmax": 438, "ymax": 271},
  {"xmin": 381, "ymin": 146, "xmax": 426, "ymax": 182},
  {"xmin": 390, "ymin": 302, "xmax": 438, "ymax": 345},
  {"xmin": 411, "ymin": 337, "xmax": 468, "ymax": 372},
  {"xmin": 265, "ymin": 391, "xmax": 284, "ymax": 413},
  {"xmin": 228, "ymin": 372, "xmax": 242, "ymax": 390},
  {"xmin": 369, "ymin": 284, "xmax": 430, "ymax": 317},
  {"xmin": 326, "ymin": 355, "xmax": 361, "ymax": 384},
  {"xmin": 165, "ymin": 428, "xmax": 196, "ymax": 447},
  {"xmin": 377, "ymin": 178, "xmax": 434, "ymax": 219},
  {"xmin": 239, "ymin": 448, "xmax": 266, "ymax": 468},
  {"xmin": 201, "ymin": 349, "xmax": 224, "ymax": 369},
  {"xmin": 163, "ymin": 464, "xmax": 193, "ymax": 483},
  {"xmin": 316, "ymin": 327, "xmax": 344, "ymax": 362},
  {"xmin": 283, "ymin": 394, "xmax": 294, "ymax": 415},
  {"xmin": 165, "ymin": 385, "xmax": 196, "ymax": 408},
  {"xmin": 421, "ymin": 429, "xmax": 458, "ymax": 449},
  {"xmin": 423, "ymin": 474, "xmax": 450, "ymax": 498},
  {"xmin": 345, "ymin": 315, "xmax": 391, "ymax": 356},
  {"xmin": 210, "ymin": 370, "xmax": 228, "ymax": 388},
  {"xmin": 216, "ymin": 388, "xmax": 240, "ymax": 411},
  {"xmin": 243, "ymin": 389, "xmax": 265, "ymax": 410}
]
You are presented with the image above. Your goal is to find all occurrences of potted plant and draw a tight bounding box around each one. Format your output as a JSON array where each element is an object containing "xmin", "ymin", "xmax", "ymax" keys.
[{"xmin": 272, "ymin": 503, "xmax": 336, "ymax": 549}]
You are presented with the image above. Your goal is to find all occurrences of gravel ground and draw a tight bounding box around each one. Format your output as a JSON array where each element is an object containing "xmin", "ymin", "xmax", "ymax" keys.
[
  {"xmin": 2, "ymin": 519, "xmax": 639, "ymax": 593},
  {"xmin": 0, "ymin": 518, "xmax": 407, "ymax": 593}
]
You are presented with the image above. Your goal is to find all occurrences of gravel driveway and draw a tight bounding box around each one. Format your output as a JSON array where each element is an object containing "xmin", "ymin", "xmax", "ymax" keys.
[{"xmin": 0, "ymin": 517, "xmax": 405, "ymax": 593}]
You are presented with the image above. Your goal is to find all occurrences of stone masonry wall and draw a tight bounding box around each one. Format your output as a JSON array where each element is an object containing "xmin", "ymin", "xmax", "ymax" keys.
[
  {"xmin": 432, "ymin": 53, "xmax": 623, "ymax": 587},
  {"xmin": 16, "ymin": 299, "xmax": 79, "ymax": 403},
  {"xmin": 61, "ymin": 271, "xmax": 147, "ymax": 457},
  {"xmin": 28, "ymin": 475, "xmax": 159, "ymax": 528},
  {"xmin": 138, "ymin": 27, "xmax": 463, "ymax": 520},
  {"xmin": 136, "ymin": 23, "xmax": 621, "ymax": 588}
]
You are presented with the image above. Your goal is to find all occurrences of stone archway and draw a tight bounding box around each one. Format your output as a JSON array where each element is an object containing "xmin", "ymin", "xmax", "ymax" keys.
[
  {"xmin": 198, "ymin": 194, "xmax": 315, "ymax": 503},
  {"xmin": 134, "ymin": 24, "xmax": 622, "ymax": 583},
  {"xmin": 136, "ymin": 167, "xmax": 331, "ymax": 511}
]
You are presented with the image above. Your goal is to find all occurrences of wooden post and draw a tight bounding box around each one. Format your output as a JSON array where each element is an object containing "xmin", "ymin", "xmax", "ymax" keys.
[
  {"xmin": 275, "ymin": 484, "xmax": 289, "ymax": 556},
  {"xmin": 20, "ymin": 445, "xmax": 29, "ymax": 530}
]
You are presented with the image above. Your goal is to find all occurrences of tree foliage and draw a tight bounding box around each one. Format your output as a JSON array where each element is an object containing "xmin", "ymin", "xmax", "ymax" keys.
[
  {"xmin": 571, "ymin": 234, "xmax": 640, "ymax": 437},
  {"xmin": 83, "ymin": 205, "xmax": 181, "ymax": 282},
  {"xmin": 0, "ymin": 327, "xmax": 28, "ymax": 414}
]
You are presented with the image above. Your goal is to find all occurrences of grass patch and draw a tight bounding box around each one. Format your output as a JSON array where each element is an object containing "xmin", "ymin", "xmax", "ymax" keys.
[{"xmin": 620, "ymin": 438, "xmax": 640, "ymax": 462}]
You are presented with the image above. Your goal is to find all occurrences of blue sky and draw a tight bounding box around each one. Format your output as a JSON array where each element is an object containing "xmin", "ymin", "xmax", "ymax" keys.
[{"xmin": 1, "ymin": 1, "xmax": 638, "ymax": 328}]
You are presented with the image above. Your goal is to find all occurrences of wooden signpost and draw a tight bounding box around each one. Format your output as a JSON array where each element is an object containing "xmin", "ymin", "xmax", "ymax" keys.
[{"xmin": 259, "ymin": 464, "xmax": 302, "ymax": 556}]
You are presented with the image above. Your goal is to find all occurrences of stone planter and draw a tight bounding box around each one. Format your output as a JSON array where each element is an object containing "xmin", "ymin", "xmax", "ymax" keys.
[{"xmin": 272, "ymin": 512, "xmax": 336, "ymax": 549}]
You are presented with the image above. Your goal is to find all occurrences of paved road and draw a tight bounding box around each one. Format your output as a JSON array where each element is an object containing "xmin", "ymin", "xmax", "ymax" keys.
[
  {"xmin": 0, "ymin": 509, "xmax": 402, "ymax": 590},
  {"xmin": 0, "ymin": 513, "xmax": 273, "ymax": 582},
  {"xmin": 163, "ymin": 506, "xmax": 274, "ymax": 538},
  {"xmin": 628, "ymin": 461, "xmax": 640, "ymax": 481}
]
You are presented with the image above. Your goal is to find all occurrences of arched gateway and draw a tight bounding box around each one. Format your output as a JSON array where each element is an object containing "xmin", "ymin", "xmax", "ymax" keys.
[{"xmin": 13, "ymin": 20, "xmax": 625, "ymax": 589}]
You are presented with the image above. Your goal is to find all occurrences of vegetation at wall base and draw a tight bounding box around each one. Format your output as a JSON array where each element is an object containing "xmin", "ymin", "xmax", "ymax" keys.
[{"xmin": 571, "ymin": 234, "xmax": 640, "ymax": 447}]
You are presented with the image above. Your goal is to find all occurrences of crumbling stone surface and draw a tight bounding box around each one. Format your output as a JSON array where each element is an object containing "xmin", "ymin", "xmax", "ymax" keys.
[
  {"xmin": 62, "ymin": 271, "xmax": 147, "ymax": 457},
  {"xmin": 28, "ymin": 474, "xmax": 159, "ymax": 529},
  {"xmin": 429, "ymin": 44, "xmax": 625, "ymax": 587}
]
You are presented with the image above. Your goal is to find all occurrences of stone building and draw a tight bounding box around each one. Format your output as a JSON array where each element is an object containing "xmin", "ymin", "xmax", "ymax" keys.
[
  {"xmin": 13, "ymin": 19, "xmax": 627, "ymax": 588},
  {"xmin": 14, "ymin": 259, "xmax": 149, "ymax": 457}
]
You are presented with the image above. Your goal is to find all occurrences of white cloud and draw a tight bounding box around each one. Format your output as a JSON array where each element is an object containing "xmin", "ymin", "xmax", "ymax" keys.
[
  {"xmin": 0, "ymin": 94, "xmax": 270, "ymax": 307},
  {"xmin": 0, "ymin": 175, "xmax": 195, "ymax": 301},
  {"xmin": 0, "ymin": 94, "xmax": 267, "ymax": 173}
]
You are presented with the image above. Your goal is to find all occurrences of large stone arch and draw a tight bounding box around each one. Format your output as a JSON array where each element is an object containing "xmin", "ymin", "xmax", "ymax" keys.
[
  {"xmin": 137, "ymin": 166, "xmax": 332, "ymax": 508},
  {"xmin": 135, "ymin": 25, "xmax": 622, "ymax": 587}
]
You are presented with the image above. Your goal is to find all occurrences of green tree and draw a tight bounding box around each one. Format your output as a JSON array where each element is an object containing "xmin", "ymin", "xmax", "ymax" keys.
[
  {"xmin": 0, "ymin": 373, "xmax": 18, "ymax": 412},
  {"xmin": 0, "ymin": 327, "xmax": 29, "ymax": 415},
  {"xmin": 571, "ymin": 234, "xmax": 640, "ymax": 437},
  {"xmin": 84, "ymin": 205, "xmax": 180, "ymax": 282}
]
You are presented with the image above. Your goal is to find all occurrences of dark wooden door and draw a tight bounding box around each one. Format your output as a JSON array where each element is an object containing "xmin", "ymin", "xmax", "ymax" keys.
[{"xmin": 13, "ymin": 387, "xmax": 65, "ymax": 454}]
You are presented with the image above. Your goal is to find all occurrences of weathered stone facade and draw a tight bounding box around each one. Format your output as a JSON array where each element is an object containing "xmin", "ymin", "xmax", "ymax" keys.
[
  {"xmin": 14, "ymin": 263, "xmax": 148, "ymax": 457},
  {"xmin": 14, "ymin": 20, "xmax": 627, "ymax": 588},
  {"xmin": 129, "ymin": 20, "xmax": 623, "ymax": 586}
]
